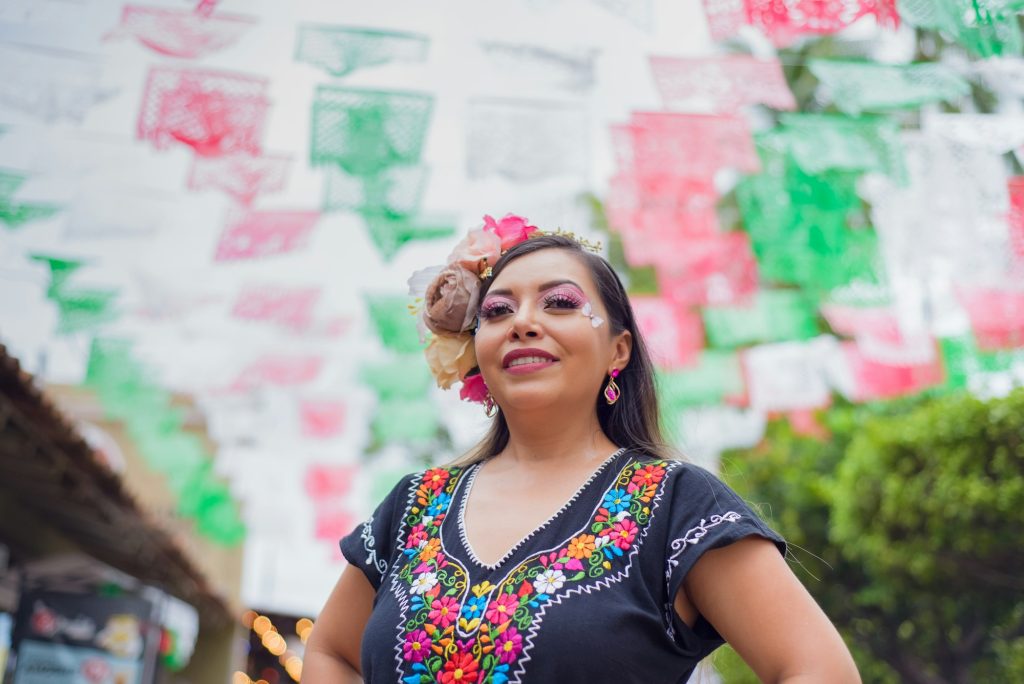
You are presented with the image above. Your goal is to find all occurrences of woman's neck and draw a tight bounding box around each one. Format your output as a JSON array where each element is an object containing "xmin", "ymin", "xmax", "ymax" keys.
[{"xmin": 498, "ymin": 407, "xmax": 619, "ymax": 469}]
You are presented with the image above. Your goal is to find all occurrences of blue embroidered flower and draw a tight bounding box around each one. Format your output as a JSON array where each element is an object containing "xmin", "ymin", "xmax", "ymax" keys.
[
  {"xmin": 493, "ymin": 663, "xmax": 511, "ymax": 684},
  {"xmin": 426, "ymin": 492, "xmax": 452, "ymax": 516},
  {"xmin": 460, "ymin": 594, "xmax": 487, "ymax": 620},
  {"xmin": 601, "ymin": 488, "xmax": 632, "ymax": 514}
]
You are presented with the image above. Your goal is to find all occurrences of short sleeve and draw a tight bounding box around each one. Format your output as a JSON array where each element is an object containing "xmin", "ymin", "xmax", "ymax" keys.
[
  {"xmin": 662, "ymin": 463, "xmax": 787, "ymax": 651},
  {"xmin": 339, "ymin": 474, "xmax": 416, "ymax": 591}
]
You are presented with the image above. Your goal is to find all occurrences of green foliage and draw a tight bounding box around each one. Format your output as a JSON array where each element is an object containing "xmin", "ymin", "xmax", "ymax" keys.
[{"xmin": 720, "ymin": 390, "xmax": 1024, "ymax": 683}]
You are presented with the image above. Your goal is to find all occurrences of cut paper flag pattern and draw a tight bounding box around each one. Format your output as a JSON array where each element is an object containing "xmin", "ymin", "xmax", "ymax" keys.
[
  {"xmin": 0, "ymin": 170, "xmax": 63, "ymax": 230},
  {"xmin": 0, "ymin": 44, "xmax": 118, "ymax": 123},
  {"xmin": 187, "ymin": 152, "xmax": 292, "ymax": 206},
  {"xmin": 295, "ymin": 25, "xmax": 429, "ymax": 77},
  {"xmin": 702, "ymin": 0, "xmax": 900, "ymax": 46},
  {"xmin": 106, "ymin": 4, "xmax": 257, "ymax": 59},
  {"xmin": 137, "ymin": 66, "xmax": 270, "ymax": 156},
  {"xmin": 3, "ymin": 0, "xmax": 1024, "ymax": 625},
  {"xmin": 213, "ymin": 210, "xmax": 320, "ymax": 261},
  {"xmin": 649, "ymin": 55, "xmax": 796, "ymax": 113},
  {"xmin": 467, "ymin": 98, "xmax": 590, "ymax": 182}
]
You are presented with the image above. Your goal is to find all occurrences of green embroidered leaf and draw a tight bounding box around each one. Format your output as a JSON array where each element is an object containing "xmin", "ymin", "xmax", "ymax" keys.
[{"xmin": 569, "ymin": 571, "xmax": 586, "ymax": 581}]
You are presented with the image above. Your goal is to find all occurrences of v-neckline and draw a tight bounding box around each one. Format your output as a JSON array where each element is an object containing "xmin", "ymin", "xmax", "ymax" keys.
[{"xmin": 455, "ymin": 448, "xmax": 627, "ymax": 571}]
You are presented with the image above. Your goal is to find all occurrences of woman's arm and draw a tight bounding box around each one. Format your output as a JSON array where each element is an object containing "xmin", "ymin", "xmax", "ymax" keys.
[
  {"xmin": 679, "ymin": 537, "xmax": 861, "ymax": 684},
  {"xmin": 302, "ymin": 564, "xmax": 377, "ymax": 684}
]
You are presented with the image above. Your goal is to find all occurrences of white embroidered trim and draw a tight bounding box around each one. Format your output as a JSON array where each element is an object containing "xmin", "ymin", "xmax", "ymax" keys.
[
  {"xmin": 456, "ymin": 447, "xmax": 627, "ymax": 570},
  {"xmin": 360, "ymin": 515, "xmax": 387, "ymax": 576},
  {"xmin": 663, "ymin": 511, "xmax": 742, "ymax": 640}
]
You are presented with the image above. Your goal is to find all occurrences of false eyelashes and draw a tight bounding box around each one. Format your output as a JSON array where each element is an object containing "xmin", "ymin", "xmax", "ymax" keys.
[{"xmin": 478, "ymin": 286, "xmax": 587, "ymax": 320}]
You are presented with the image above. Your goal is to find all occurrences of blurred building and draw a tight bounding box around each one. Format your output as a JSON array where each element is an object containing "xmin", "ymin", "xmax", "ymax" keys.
[{"xmin": 0, "ymin": 345, "xmax": 245, "ymax": 683}]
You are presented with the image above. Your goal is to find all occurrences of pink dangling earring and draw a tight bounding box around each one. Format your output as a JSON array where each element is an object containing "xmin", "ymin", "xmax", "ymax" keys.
[
  {"xmin": 484, "ymin": 393, "xmax": 498, "ymax": 417},
  {"xmin": 604, "ymin": 369, "xmax": 621, "ymax": 405}
]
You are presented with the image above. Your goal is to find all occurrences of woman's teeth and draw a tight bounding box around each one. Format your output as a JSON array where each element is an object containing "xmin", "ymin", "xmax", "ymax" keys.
[{"xmin": 508, "ymin": 356, "xmax": 553, "ymax": 367}]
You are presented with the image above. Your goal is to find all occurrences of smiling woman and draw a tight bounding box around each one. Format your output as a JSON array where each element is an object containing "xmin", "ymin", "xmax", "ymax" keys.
[{"xmin": 303, "ymin": 218, "xmax": 862, "ymax": 684}]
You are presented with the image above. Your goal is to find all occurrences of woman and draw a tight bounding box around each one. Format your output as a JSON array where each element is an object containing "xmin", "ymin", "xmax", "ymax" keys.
[{"xmin": 305, "ymin": 218, "xmax": 860, "ymax": 683}]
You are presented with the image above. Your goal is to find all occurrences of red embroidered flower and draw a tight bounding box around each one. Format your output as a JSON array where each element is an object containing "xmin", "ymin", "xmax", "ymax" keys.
[
  {"xmin": 484, "ymin": 593, "xmax": 519, "ymax": 624},
  {"xmin": 429, "ymin": 595, "xmax": 460, "ymax": 629},
  {"xmin": 439, "ymin": 651, "xmax": 479, "ymax": 683},
  {"xmin": 424, "ymin": 467, "xmax": 450, "ymax": 491},
  {"xmin": 630, "ymin": 464, "xmax": 665, "ymax": 488}
]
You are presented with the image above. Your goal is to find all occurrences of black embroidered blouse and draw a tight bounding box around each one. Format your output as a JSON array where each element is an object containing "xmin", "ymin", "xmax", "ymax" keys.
[{"xmin": 340, "ymin": 449, "xmax": 786, "ymax": 684}]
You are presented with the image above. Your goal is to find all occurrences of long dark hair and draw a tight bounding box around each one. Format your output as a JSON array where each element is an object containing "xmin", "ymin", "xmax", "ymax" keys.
[{"xmin": 451, "ymin": 234, "xmax": 676, "ymax": 466}]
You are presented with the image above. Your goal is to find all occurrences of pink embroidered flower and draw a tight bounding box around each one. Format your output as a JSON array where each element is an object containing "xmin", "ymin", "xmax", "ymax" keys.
[
  {"xmin": 606, "ymin": 519, "xmax": 638, "ymax": 550},
  {"xmin": 448, "ymin": 227, "xmax": 502, "ymax": 275},
  {"xmin": 538, "ymin": 550, "xmax": 566, "ymax": 570},
  {"xmin": 484, "ymin": 593, "xmax": 519, "ymax": 624},
  {"xmin": 406, "ymin": 524, "xmax": 428, "ymax": 549},
  {"xmin": 483, "ymin": 213, "xmax": 537, "ymax": 251},
  {"xmin": 429, "ymin": 595, "xmax": 460, "ymax": 629},
  {"xmin": 423, "ymin": 467, "xmax": 450, "ymax": 491},
  {"xmin": 439, "ymin": 650, "xmax": 479, "ymax": 683},
  {"xmin": 403, "ymin": 629, "xmax": 431, "ymax": 662},
  {"xmin": 495, "ymin": 626, "xmax": 523, "ymax": 665},
  {"xmin": 459, "ymin": 373, "xmax": 489, "ymax": 404}
]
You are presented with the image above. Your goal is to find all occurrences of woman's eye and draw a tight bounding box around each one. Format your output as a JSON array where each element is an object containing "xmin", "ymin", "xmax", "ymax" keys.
[
  {"xmin": 480, "ymin": 302, "xmax": 514, "ymax": 319},
  {"xmin": 545, "ymin": 294, "xmax": 583, "ymax": 310}
]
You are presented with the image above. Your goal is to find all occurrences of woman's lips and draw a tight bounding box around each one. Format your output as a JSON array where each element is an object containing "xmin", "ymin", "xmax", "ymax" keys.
[
  {"xmin": 504, "ymin": 358, "xmax": 558, "ymax": 375},
  {"xmin": 502, "ymin": 349, "xmax": 559, "ymax": 375}
]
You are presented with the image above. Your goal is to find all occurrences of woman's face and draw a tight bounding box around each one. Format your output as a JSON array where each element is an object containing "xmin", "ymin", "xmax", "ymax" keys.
[{"xmin": 474, "ymin": 249, "xmax": 631, "ymax": 413}]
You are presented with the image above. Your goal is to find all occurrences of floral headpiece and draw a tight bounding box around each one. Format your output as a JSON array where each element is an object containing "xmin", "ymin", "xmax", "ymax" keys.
[{"xmin": 407, "ymin": 214, "xmax": 602, "ymax": 405}]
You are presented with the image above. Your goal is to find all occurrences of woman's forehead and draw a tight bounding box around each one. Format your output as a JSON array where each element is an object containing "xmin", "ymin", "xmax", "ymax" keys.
[{"xmin": 489, "ymin": 249, "xmax": 594, "ymax": 292}]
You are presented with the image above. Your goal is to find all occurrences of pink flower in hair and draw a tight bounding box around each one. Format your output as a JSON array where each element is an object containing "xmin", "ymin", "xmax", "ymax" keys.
[
  {"xmin": 483, "ymin": 213, "xmax": 537, "ymax": 251},
  {"xmin": 448, "ymin": 227, "xmax": 502, "ymax": 275},
  {"xmin": 459, "ymin": 373, "xmax": 489, "ymax": 404}
]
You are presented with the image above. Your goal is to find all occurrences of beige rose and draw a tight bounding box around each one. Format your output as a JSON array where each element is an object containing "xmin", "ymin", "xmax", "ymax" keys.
[
  {"xmin": 424, "ymin": 333, "xmax": 477, "ymax": 389},
  {"xmin": 422, "ymin": 266, "xmax": 481, "ymax": 334}
]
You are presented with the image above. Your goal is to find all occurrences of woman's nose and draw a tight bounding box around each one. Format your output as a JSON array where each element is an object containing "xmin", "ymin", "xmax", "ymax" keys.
[{"xmin": 508, "ymin": 304, "xmax": 541, "ymax": 339}]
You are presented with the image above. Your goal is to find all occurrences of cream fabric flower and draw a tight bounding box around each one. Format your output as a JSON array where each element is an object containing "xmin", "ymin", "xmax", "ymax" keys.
[{"xmin": 424, "ymin": 333, "xmax": 476, "ymax": 389}]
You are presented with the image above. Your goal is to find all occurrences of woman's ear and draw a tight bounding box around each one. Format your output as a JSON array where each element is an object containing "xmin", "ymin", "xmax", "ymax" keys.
[{"xmin": 612, "ymin": 330, "xmax": 632, "ymax": 371}]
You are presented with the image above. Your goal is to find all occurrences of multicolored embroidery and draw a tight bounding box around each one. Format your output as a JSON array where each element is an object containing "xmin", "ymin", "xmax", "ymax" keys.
[{"xmin": 394, "ymin": 459, "xmax": 673, "ymax": 684}]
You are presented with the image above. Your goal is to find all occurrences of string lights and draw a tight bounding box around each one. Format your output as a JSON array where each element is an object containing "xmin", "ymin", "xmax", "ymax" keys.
[{"xmin": 241, "ymin": 609, "xmax": 313, "ymax": 682}]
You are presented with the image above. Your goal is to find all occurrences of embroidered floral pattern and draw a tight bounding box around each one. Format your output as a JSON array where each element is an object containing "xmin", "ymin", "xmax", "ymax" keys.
[{"xmin": 394, "ymin": 459, "xmax": 672, "ymax": 684}]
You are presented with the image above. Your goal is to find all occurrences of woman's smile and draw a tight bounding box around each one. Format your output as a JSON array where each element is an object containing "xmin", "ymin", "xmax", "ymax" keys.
[{"xmin": 502, "ymin": 348, "xmax": 560, "ymax": 374}]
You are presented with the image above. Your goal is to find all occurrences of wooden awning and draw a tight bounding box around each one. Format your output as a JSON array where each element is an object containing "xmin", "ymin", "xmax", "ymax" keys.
[{"xmin": 0, "ymin": 344, "xmax": 230, "ymax": 626}]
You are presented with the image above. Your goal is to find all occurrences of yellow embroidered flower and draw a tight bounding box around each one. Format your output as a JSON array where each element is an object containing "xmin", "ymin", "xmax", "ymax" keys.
[{"xmin": 424, "ymin": 333, "xmax": 476, "ymax": 389}]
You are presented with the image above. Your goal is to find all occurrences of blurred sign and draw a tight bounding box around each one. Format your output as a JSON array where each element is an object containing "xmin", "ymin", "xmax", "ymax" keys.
[{"xmin": 12, "ymin": 591, "xmax": 153, "ymax": 684}]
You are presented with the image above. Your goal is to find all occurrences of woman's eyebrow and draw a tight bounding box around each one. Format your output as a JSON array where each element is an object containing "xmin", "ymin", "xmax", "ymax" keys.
[{"xmin": 486, "ymin": 279, "xmax": 582, "ymax": 297}]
